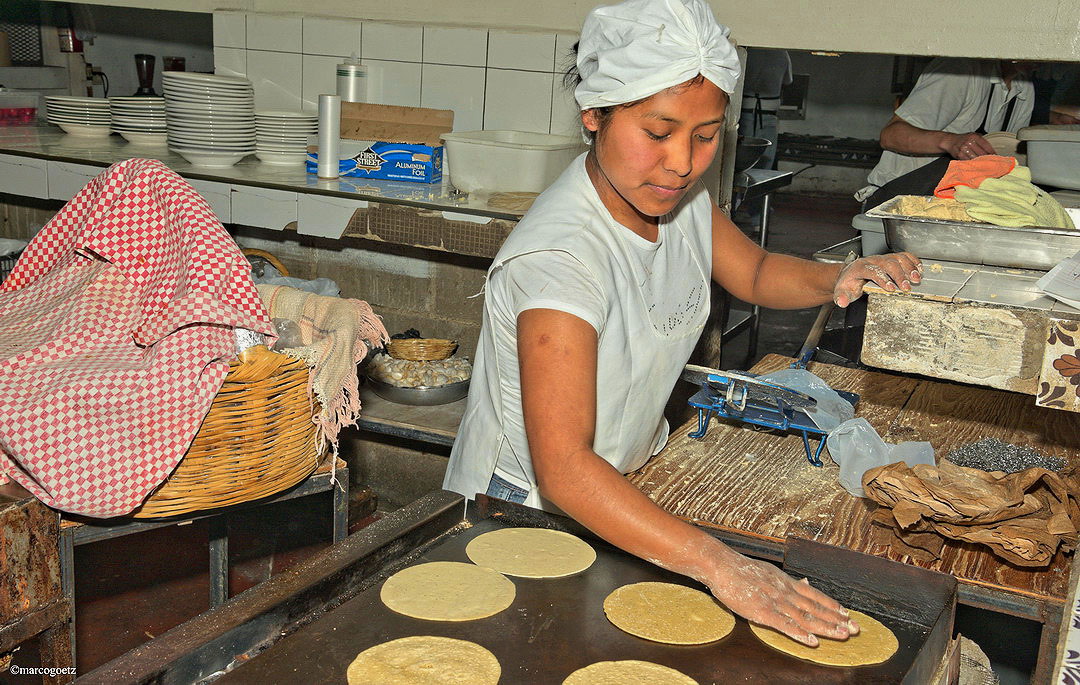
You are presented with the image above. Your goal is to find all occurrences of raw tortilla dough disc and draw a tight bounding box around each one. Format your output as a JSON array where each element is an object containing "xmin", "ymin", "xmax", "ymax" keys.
[
  {"xmin": 346, "ymin": 635, "xmax": 500, "ymax": 685},
  {"xmin": 562, "ymin": 660, "xmax": 697, "ymax": 684},
  {"xmin": 749, "ymin": 609, "xmax": 898, "ymax": 667},
  {"xmin": 465, "ymin": 527, "xmax": 597, "ymax": 578},
  {"xmin": 603, "ymin": 581, "xmax": 735, "ymax": 644},
  {"xmin": 380, "ymin": 561, "xmax": 515, "ymax": 621}
]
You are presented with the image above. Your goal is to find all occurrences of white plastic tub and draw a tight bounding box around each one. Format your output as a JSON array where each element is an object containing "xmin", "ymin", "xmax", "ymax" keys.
[
  {"xmin": 1017, "ymin": 125, "xmax": 1080, "ymax": 190},
  {"xmin": 440, "ymin": 130, "xmax": 584, "ymax": 194},
  {"xmin": 852, "ymin": 212, "xmax": 886, "ymax": 255}
]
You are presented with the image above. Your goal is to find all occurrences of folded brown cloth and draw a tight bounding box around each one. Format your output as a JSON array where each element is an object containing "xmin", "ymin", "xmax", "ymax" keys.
[{"xmin": 863, "ymin": 460, "xmax": 1080, "ymax": 567}]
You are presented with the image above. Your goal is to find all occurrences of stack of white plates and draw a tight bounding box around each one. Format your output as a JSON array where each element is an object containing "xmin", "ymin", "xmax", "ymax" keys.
[
  {"xmin": 109, "ymin": 96, "xmax": 166, "ymax": 146},
  {"xmin": 163, "ymin": 71, "xmax": 255, "ymax": 168},
  {"xmin": 255, "ymin": 110, "xmax": 317, "ymax": 166},
  {"xmin": 44, "ymin": 96, "xmax": 111, "ymax": 137}
]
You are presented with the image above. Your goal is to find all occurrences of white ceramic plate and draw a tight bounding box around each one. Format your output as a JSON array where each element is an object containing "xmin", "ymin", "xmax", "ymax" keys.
[
  {"xmin": 109, "ymin": 96, "xmax": 166, "ymax": 102},
  {"xmin": 164, "ymin": 105, "xmax": 255, "ymax": 118},
  {"xmin": 112, "ymin": 123, "xmax": 167, "ymax": 132},
  {"xmin": 110, "ymin": 105, "xmax": 166, "ymax": 114},
  {"xmin": 255, "ymin": 150, "xmax": 307, "ymax": 165},
  {"xmin": 57, "ymin": 122, "xmax": 112, "ymax": 137},
  {"xmin": 120, "ymin": 131, "xmax": 168, "ymax": 145},
  {"xmin": 163, "ymin": 87, "xmax": 253, "ymax": 98},
  {"xmin": 170, "ymin": 147, "xmax": 252, "ymax": 167},
  {"xmin": 166, "ymin": 127, "xmax": 255, "ymax": 139},
  {"xmin": 255, "ymin": 124, "xmax": 317, "ymax": 132},
  {"xmin": 168, "ymin": 135, "xmax": 256, "ymax": 147},
  {"xmin": 256, "ymin": 145, "xmax": 308, "ymax": 154},
  {"xmin": 48, "ymin": 116, "xmax": 112, "ymax": 125},
  {"xmin": 255, "ymin": 131, "xmax": 310, "ymax": 140},
  {"xmin": 45, "ymin": 96, "xmax": 110, "ymax": 106},
  {"xmin": 254, "ymin": 109, "xmax": 316, "ymax": 119},
  {"xmin": 167, "ymin": 120, "xmax": 255, "ymax": 131},
  {"xmin": 163, "ymin": 71, "xmax": 251, "ymax": 87}
]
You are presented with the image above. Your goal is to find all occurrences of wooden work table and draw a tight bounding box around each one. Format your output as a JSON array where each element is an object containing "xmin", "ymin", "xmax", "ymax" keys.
[{"xmin": 628, "ymin": 354, "xmax": 1080, "ymax": 684}]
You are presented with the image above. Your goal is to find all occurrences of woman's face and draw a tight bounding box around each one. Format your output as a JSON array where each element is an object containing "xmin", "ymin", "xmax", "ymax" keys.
[{"xmin": 583, "ymin": 77, "xmax": 728, "ymax": 229}]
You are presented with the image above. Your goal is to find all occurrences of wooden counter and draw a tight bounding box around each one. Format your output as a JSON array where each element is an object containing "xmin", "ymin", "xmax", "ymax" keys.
[{"xmin": 629, "ymin": 354, "xmax": 1080, "ymax": 683}]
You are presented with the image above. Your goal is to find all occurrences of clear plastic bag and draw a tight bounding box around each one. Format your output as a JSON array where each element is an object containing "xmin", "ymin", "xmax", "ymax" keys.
[
  {"xmin": 760, "ymin": 368, "xmax": 854, "ymax": 431},
  {"xmin": 252, "ymin": 263, "xmax": 340, "ymax": 297},
  {"xmin": 826, "ymin": 418, "xmax": 935, "ymax": 497}
]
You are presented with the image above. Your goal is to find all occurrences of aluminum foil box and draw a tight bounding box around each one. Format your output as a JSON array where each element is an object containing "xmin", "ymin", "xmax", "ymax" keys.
[{"xmin": 307, "ymin": 140, "xmax": 443, "ymax": 183}]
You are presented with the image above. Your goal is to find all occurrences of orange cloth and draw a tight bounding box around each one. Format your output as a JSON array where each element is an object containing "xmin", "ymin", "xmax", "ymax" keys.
[{"xmin": 933, "ymin": 155, "xmax": 1017, "ymax": 199}]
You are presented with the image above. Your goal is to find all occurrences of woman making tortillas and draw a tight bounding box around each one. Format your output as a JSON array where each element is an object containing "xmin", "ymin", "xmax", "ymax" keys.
[{"xmin": 445, "ymin": 0, "xmax": 920, "ymax": 646}]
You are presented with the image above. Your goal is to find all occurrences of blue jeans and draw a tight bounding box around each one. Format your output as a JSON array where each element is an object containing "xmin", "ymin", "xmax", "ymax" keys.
[{"xmin": 485, "ymin": 473, "xmax": 528, "ymax": 504}]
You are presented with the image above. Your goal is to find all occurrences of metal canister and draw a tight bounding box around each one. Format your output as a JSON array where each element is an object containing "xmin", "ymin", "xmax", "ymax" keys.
[{"xmin": 336, "ymin": 58, "xmax": 367, "ymax": 103}]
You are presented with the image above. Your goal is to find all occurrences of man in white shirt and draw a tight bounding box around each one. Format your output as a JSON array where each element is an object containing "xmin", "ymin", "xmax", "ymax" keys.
[{"xmin": 857, "ymin": 58, "xmax": 1035, "ymax": 208}]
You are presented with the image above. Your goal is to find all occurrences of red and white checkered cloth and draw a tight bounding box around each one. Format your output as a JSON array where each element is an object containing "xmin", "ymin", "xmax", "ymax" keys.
[{"xmin": 0, "ymin": 158, "xmax": 274, "ymax": 517}]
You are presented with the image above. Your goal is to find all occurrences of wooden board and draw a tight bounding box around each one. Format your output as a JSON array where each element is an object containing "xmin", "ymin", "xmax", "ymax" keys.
[{"xmin": 628, "ymin": 354, "xmax": 1079, "ymax": 604}]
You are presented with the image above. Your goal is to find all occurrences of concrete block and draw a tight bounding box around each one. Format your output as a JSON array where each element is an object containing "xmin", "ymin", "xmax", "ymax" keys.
[
  {"xmin": 432, "ymin": 260, "xmax": 487, "ymax": 323},
  {"xmin": 338, "ymin": 431, "xmax": 449, "ymax": 510}
]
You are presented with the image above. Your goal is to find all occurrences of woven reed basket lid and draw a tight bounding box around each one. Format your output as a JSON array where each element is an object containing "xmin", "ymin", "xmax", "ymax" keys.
[{"xmin": 386, "ymin": 338, "xmax": 457, "ymax": 361}]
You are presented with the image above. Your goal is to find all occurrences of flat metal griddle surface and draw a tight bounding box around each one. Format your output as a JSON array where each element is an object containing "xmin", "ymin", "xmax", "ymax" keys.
[{"xmin": 215, "ymin": 518, "xmax": 930, "ymax": 684}]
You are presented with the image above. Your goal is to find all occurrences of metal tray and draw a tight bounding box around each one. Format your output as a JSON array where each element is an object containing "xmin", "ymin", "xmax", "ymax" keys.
[
  {"xmin": 866, "ymin": 195, "xmax": 1080, "ymax": 270},
  {"xmin": 366, "ymin": 376, "xmax": 469, "ymax": 406}
]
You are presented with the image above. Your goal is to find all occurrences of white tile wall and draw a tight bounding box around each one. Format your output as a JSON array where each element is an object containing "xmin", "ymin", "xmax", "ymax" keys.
[
  {"xmin": 364, "ymin": 59, "xmax": 421, "ymax": 108},
  {"xmin": 302, "ymin": 55, "xmax": 340, "ymax": 112},
  {"xmin": 550, "ymin": 79, "xmax": 581, "ymax": 137},
  {"xmin": 362, "ymin": 22, "xmax": 423, "ymax": 62},
  {"xmin": 214, "ymin": 47, "xmax": 247, "ymax": 79},
  {"xmin": 303, "ymin": 17, "xmax": 362, "ymax": 58},
  {"xmin": 247, "ymin": 50, "xmax": 303, "ymax": 111},
  {"xmin": 246, "ymin": 14, "xmax": 302, "ymax": 54},
  {"xmin": 214, "ymin": 13, "xmax": 576, "ymax": 136},
  {"xmin": 488, "ymin": 30, "xmax": 555, "ymax": 72},
  {"xmin": 213, "ymin": 12, "xmax": 246, "ymax": 49},
  {"xmin": 485, "ymin": 69, "xmax": 553, "ymax": 133},
  {"xmin": 421, "ymin": 64, "xmax": 485, "ymax": 132},
  {"xmin": 423, "ymin": 27, "xmax": 487, "ymax": 67}
]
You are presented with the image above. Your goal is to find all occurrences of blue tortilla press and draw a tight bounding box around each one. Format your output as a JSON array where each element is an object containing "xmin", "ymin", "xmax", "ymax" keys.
[{"xmin": 682, "ymin": 365, "xmax": 858, "ymax": 466}]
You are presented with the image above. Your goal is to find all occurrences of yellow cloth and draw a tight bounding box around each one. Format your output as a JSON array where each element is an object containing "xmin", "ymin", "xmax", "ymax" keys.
[
  {"xmin": 255, "ymin": 285, "xmax": 389, "ymax": 449},
  {"xmin": 953, "ymin": 166, "xmax": 1075, "ymax": 229}
]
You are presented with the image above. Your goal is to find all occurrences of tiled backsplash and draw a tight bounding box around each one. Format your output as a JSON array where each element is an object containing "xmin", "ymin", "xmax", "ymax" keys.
[{"xmin": 213, "ymin": 11, "xmax": 581, "ymax": 136}]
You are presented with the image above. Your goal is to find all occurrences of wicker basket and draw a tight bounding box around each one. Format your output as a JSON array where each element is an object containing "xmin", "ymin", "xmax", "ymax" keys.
[
  {"xmin": 131, "ymin": 345, "xmax": 322, "ymax": 518},
  {"xmin": 386, "ymin": 338, "xmax": 457, "ymax": 361}
]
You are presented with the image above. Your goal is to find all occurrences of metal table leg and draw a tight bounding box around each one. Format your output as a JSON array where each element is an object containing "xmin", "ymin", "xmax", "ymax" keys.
[
  {"xmin": 744, "ymin": 192, "xmax": 772, "ymax": 368},
  {"xmin": 59, "ymin": 526, "xmax": 76, "ymax": 671},
  {"xmin": 208, "ymin": 517, "xmax": 228, "ymax": 608},
  {"xmin": 333, "ymin": 465, "xmax": 349, "ymax": 543}
]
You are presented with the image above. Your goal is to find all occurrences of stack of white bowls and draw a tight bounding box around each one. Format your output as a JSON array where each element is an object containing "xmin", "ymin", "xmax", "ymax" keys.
[
  {"xmin": 162, "ymin": 71, "xmax": 255, "ymax": 168},
  {"xmin": 109, "ymin": 96, "xmax": 166, "ymax": 146},
  {"xmin": 255, "ymin": 110, "xmax": 318, "ymax": 166},
  {"xmin": 44, "ymin": 96, "xmax": 111, "ymax": 137}
]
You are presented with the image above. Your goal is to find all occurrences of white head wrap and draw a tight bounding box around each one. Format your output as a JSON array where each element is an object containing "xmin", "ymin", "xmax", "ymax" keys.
[{"xmin": 575, "ymin": 0, "xmax": 741, "ymax": 110}]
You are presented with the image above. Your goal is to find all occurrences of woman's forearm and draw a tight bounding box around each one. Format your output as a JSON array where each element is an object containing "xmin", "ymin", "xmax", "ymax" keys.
[
  {"xmin": 535, "ymin": 445, "xmax": 736, "ymax": 584},
  {"xmin": 747, "ymin": 253, "xmax": 841, "ymax": 310}
]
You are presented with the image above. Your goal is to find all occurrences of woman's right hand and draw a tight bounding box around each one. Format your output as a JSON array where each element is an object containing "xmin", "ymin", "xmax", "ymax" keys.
[
  {"xmin": 942, "ymin": 131, "xmax": 996, "ymax": 160},
  {"xmin": 707, "ymin": 551, "xmax": 858, "ymax": 646}
]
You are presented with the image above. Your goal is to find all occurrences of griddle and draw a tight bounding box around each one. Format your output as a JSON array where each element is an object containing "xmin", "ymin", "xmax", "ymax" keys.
[{"xmin": 78, "ymin": 492, "xmax": 955, "ymax": 685}]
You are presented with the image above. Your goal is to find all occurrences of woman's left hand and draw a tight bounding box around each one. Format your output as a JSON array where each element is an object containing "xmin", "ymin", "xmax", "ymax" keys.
[{"xmin": 833, "ymin": 252, "xmax": 922, "ymax": 307}]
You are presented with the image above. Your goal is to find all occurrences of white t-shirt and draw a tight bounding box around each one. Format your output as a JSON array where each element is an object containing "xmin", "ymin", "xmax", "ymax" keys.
[
  {"xmin": 858, "ymin": 58, "xmax": 1034, "ymax": 201},
  {"xmin": 443, "ymin": 154, "xmax": 713, "ymax": 509}
]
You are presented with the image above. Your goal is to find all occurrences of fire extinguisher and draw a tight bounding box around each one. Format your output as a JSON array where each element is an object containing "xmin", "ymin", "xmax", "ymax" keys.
[
  {"xmin": 58, "ymin": 27, "xmax": 83, "ymax": 53},
  {"xmin": 58, "ymin": 5, "xmax": 84, "ymax": 53}
]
